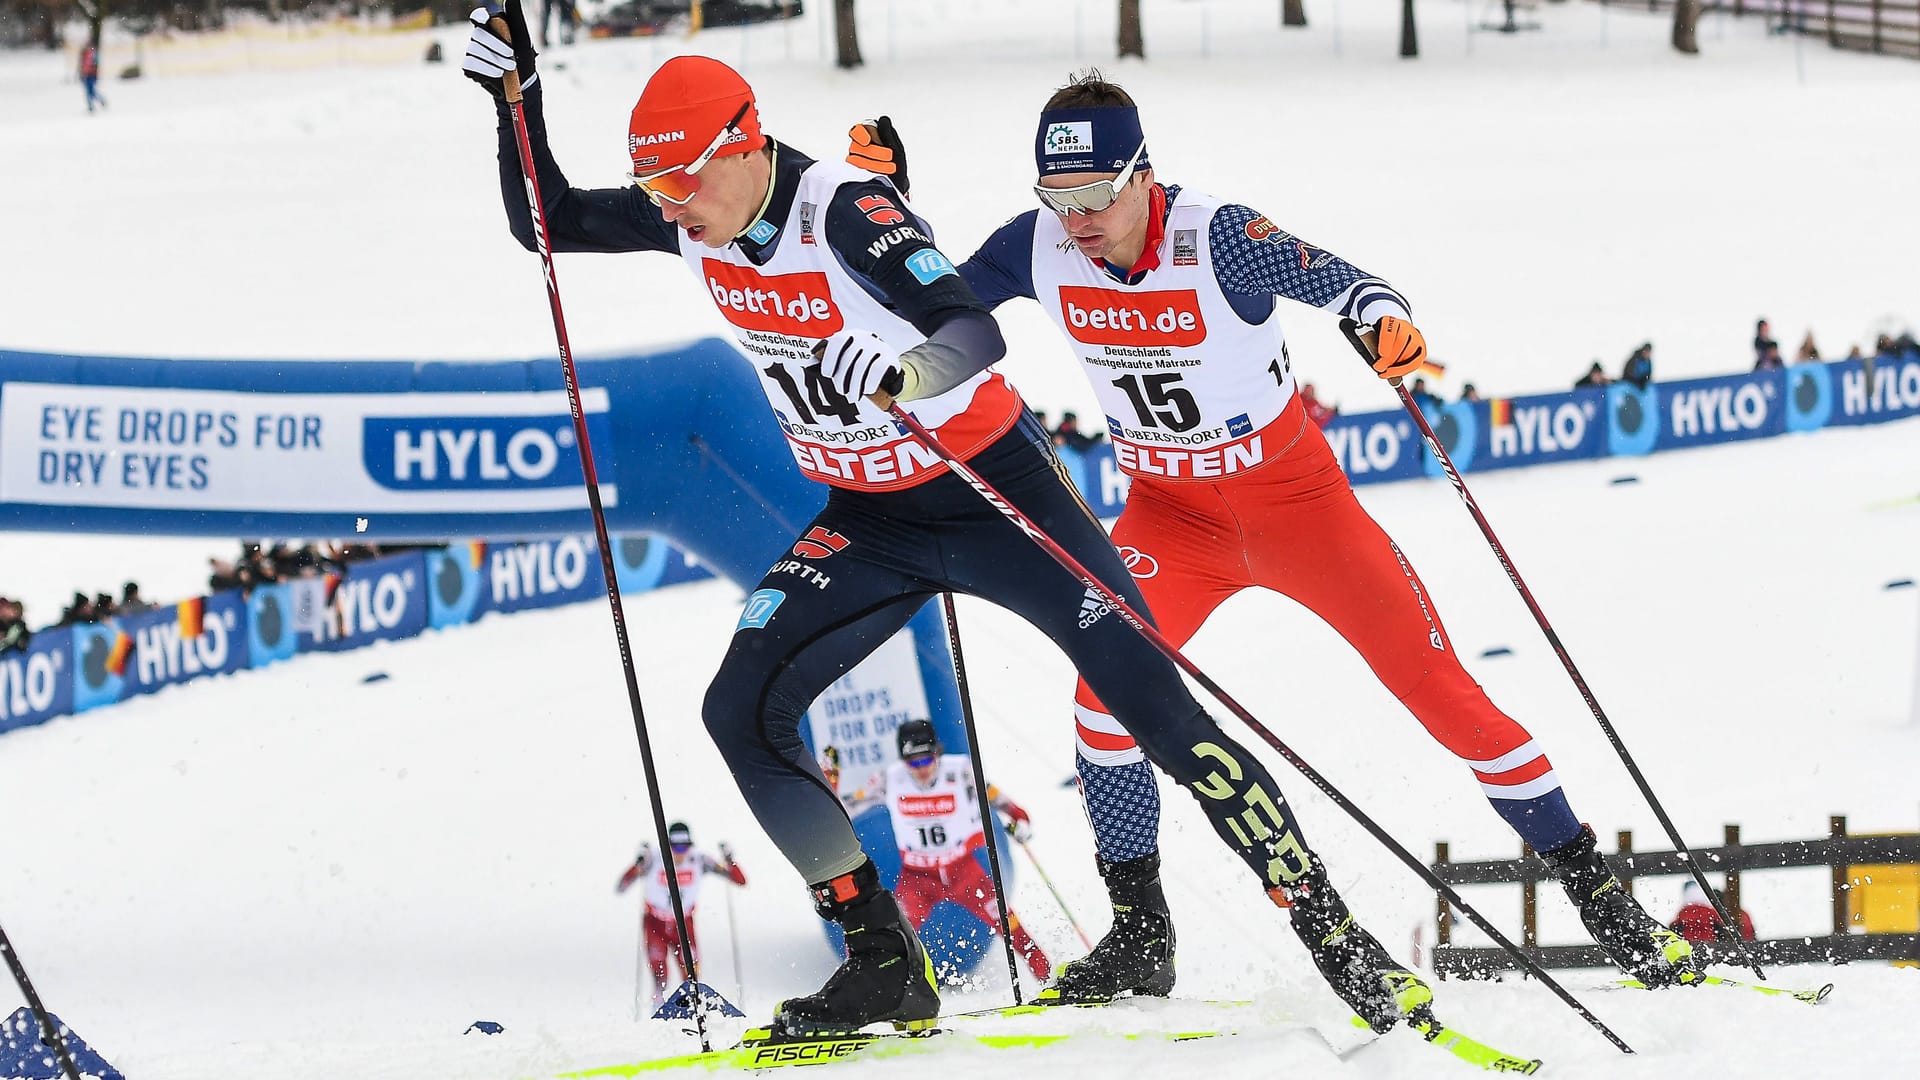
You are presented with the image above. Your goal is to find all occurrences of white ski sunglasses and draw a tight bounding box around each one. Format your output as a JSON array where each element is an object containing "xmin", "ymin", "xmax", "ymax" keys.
[
  {"xmin": 629, "ymin": 101, "xmax": 753, "ymax": 206},
  {"xmin": 1034, "ymin": 139, "xmax": 1148, "ymax": 215}
]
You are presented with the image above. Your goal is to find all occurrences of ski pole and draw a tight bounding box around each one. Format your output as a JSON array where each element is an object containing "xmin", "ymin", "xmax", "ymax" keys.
[
  {"xmin": 874, "ymin": 396, "xmax": 1633, "ymax": 1055},
  {"xmin": 724, "ymin": 858, "xmax": 746, "ymax": 1005},
  {"xmin": 492, "ymin": 0, "xmax": 709, "ymax": 1050},
  {"xmin": 940, "ymin": 592, "xmax": 1026, "ymax": 1003},
  {"xmin": 0, "ymin": 919, "xmax": 83, "ymax": 1080},
  {"xmin": 1339, "ymin": 317, "xmax": 1766, "ymax": 981},
  {"xmin": 1012, "ymin": 836, "xmax": 1094, "ymax": 951}
]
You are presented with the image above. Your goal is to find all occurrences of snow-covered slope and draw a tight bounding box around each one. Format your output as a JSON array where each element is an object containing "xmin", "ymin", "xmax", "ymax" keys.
[{"xmin": 3, "ymin": 2, "xmax": 1917, "ymax": 1077}]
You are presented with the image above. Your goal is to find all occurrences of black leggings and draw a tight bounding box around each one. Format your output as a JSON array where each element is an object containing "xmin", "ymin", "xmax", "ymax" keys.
[{"xmin": 702, "ymin": 417, "xmax": 1318, "ymax": 893}]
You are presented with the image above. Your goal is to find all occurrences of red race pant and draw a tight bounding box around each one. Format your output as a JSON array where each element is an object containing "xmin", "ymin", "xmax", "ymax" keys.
[
  {"xmin": 894, "ymin": 855, "xmax": 1050, "ymax": 979},
  {"xmin": 1073, "ymin": 397, "xmax": 1559, "ymax": 805},
  {"xmin": 644, "ymin": 910, "xmax": 700, "ymax": 997}
]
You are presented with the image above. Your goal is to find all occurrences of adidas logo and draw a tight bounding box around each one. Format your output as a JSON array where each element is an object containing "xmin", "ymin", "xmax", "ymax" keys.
[{"xmin": 1077, "ymin": 587, "xmax": 1112, "ymax": 629}]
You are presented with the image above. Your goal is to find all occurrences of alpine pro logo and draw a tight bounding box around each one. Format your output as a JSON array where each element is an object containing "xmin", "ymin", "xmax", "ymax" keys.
[
  {"xmin": 363, "ymin": 404, "xmax": 606, "ymax": 491},
  {"xmin": 1117, "ymin": 546, "xmax": 1159, "ymax": 579},
  {"xmin": 702, "ymin": 260, "xmax": 844, "ymax": 337},
  {"xmin": 1058, "ymin": 286, "xmax": 1206, "ymax": 348}
]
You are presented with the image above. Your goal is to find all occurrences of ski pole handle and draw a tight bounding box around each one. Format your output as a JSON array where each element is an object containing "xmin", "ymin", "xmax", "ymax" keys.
[
  {"xmin": 487, "ymin": 16, "xmax": 524, "ymax": 104},
  {"xmin": 1338, "ymin": 317, "xmax": 1402, "ymax": 389}
]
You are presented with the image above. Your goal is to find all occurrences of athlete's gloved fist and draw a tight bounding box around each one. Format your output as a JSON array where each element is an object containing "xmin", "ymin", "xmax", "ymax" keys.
[
  {"xmin": 1002, "ymin": 803, "xmax": 1034, "ymax": 843},
  {"xmin": 1368, "ymin": 316, "xmax": 1428, "ymax": 381},
  {"xmin": 463, "ymin": 5, "xmax": 538, "ymax": 101},
  {"xmin": 846, "ymin": 117, "xmax": 911, "ymax": 199},
  {"xmin": 819, "ymin": 330, "xmax": 906, "ymax": 401}
]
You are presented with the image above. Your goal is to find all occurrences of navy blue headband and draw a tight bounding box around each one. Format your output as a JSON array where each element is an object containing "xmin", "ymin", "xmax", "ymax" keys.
[{"xmin": 1035, "ymin": 106, "xmax": 1150, "ymax": 177}]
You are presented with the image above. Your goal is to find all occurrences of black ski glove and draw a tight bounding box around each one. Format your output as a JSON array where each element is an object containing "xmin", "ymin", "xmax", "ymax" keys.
[{"xmin": 463, "ymin": 4, "xmax": 539, "ymax": 103}]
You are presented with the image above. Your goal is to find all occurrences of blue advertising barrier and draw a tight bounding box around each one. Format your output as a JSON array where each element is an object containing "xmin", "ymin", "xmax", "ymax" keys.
[
  {"xmin": 1606, "ymin": 381, "xmax": 1661, "ymax": 457},
  {"xmin": 1319, "ymin": 407, "xmax": 1427, "ymax": 484},
  {"xmin": 115, "ymin": 591, "xmax": 247, "ymax": 700},
  {"xmin": 1784, "ymin": 361, "xmax": 1834, "ymax": 433},
  {"xmin": 301, "ymin": 551, "xmax": 429, "ymax": 652},
  {"xmin": 247, "ymin": 582, "xmax": 300, "ymax": 667},
  {"xmin": 1828, "ymin": 349, "xmax": 1920, "ymax": 426},
  {"xmin": 1657, "ymin": 369, "xmax": 1786, "ymax": 450},
  {"xmin": 0, "ymin": 626, "xmax": 72, "ymax": 735},
  {"xmin": 1474, "ymin": 389, "xmax": 1607, "ymax": 473}
]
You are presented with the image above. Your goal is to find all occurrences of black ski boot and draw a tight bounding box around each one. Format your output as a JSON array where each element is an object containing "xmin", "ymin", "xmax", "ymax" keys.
[
  {"xmin": 1276, "ymin": 860, "xmax": 1432, "ymax": 1033},
  {"xmin": 1542, "ymin": 825, "xmax": 1701, "ymax": 987},
  {"xmin": 1038, "ymin": 853, "xmax": 1176, "ymax": 1004},
  {"xmin": 772, "ymin": 861, "xmax": 940, "ymax": 1036}
]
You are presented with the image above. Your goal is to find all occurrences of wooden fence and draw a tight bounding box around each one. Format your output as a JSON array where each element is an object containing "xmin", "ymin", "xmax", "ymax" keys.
[
  {"xmin": 1590, "ymin": 1, "xmax": 1920, "ymax": 59},
  {"xmin": 1429, "ymin": 815, "xmax": 1920, "ymax": 977}
]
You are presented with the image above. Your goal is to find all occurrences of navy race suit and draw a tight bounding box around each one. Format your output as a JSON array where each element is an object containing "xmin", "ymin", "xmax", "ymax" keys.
[{"xmin": 492, "ymin": 86, "xmax": 1326, "ymax": 896}]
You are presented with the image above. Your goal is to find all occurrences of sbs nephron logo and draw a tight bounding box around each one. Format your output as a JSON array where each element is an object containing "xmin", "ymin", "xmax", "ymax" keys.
[
  {"xmin": 701, "ymin": 260, "xmax": 845, "ymax": 336},
  {"xmin": 1058, "ymin": 286, "xmax": 1206, "ymax": 347}
]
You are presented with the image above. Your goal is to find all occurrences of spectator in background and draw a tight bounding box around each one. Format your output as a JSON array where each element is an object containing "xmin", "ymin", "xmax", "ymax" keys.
[
  {"xmin": 57, "ymin": 593, "xmax": 93, "ymax": 627},
  {"xmin": 117, "ymin": 582, "xmax": 156, "ymax": 615},
  {"xmin": 1051, "ymin": 411, "xmax": 1102, "ymax": 453},
  {"xmin": 1846, "ymin": 344, "xmax": 1864, "ymax": 361},
  {"xmin": 1752, "ymin": 319, "xmax": 1778, "ymax": 368},
  {"xmin": 1574, "ymin": 361, "xmax": 1611, "ymax": 390},
  {"xmin": 1621, "ymin": 343, "xmax": 1654, "ymax": 390},
  {"xmin": 92, "ymin": 593, "xmax": 116, "ymax": 621},
  {"xmin": 0, "ymin": 598, "xmax": 30, "ymax": 655},
  {"xmin": 1299, "ymin": 383, "xmax": 1337, "ymax": 427},
  {"xmin": 1670, "ymin": 880, "xmax": 1753, "ymax": 945},
  {"xmin": 539, "ymin": 0, "xmax": 577, "ymax": 47},
  {"xmin": 1459, "ymin": 383, "xmax": 1484, "ymax": 404},
  {"xmin": 1795, "ymin": 332, "xmax": 1821, "ymax": 363},
  {"xmin": 1753, "ymin": 343, "xmax": 1784, "ymax": 371},
  {"xmin": 78, "ymin": 40, "xmax": 107, "ymax": 113},
  {"xmin": 1409, "ymin": 377, "xmax": 1444, "ymax": 414}
]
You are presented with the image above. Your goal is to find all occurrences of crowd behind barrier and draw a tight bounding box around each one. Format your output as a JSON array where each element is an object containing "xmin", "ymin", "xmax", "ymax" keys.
[
  {"xmin": 4, "ymin": 343, "xmax": 1918, "ymax": 739},
  {"xmin": 0, "ymin": 533, "xmax": 712, "ymax": 736}
]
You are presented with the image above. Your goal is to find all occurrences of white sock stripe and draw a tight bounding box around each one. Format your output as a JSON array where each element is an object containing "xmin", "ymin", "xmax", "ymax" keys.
[
  {"xmin": 1480, "ymin": 771, "xmax": 1562, "ymax": 802},
  {"xmin": 1072, "ymin": 703, "xmax": 1129, "ymax": 736},
  {"xmin": 1462, "ymin": 740, "xmax": 1543, "ymax": 774},
  {"xmin": 1075, "ymin": 738, "xmax": 1146, "ymax": 767}
]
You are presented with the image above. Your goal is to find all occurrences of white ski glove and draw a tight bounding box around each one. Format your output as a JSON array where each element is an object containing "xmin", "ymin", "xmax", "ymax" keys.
[
  {"xmin": 819, "ymin": 330, "xmax": 905, "ymax": 401},
  {"xmin": 463, "ymin": 7, "xmax": 537, "ymax": 96}
]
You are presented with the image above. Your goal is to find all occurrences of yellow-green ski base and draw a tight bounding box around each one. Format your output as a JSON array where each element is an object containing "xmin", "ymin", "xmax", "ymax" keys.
[
  {"xmin": 1350, "ymin": 1014, "xmax": 1543, "ymax": 1074},
  {"xmin": 1613, "ymin": 973, "xmax": 1833, "ymax": 1003},
  {"xmin": 557, "ymin": 1026, "xmax": 1225, "ymax": 1076}
]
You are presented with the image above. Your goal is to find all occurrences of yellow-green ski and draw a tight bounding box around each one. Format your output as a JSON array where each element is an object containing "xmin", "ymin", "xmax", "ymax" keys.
[{"xmin": 557, "ymin": 1025, "xmax": 1226, "ymax": 1076}]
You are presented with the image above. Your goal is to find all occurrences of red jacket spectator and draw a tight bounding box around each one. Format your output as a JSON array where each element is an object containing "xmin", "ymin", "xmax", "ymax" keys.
[
  {"xmin": 1670, "ymin": 881, "xmax": 1754, "ymax": 944},
  {"xmin": 1300, "ymin": 383, "xmax": 1336, "ymax": 427}
]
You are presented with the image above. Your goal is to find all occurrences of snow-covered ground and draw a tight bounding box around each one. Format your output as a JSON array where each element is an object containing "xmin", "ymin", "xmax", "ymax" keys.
[{"xmin": 3, "ymin": 2, "xmax": 1918, "ymax": 1077}]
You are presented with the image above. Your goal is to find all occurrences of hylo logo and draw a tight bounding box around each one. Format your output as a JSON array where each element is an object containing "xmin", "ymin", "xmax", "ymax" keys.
[{"xmin": 0, "ymin": 650, "xmax": 62, "ymax": 720}]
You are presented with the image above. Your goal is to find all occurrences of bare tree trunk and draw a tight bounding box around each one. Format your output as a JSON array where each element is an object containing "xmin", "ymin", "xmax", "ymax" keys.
[
  {"xmin": 834, "ymin": 0, "xmax": 863, "ymax": 69},
  {"xmin": 1282, "ymin": 0, "xmax": 1307, "ymax": 27},
  {"xmin": 1118, "ymin": 0, "xmax": 1145, "ymax": 58},
  {"xmin": 1673, "ymin": 0, "xmax": 1701, "ymax": 54}
]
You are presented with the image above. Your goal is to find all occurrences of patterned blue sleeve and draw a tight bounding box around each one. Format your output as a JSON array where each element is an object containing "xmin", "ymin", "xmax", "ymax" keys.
[
  {"xmin": 1208, "ymin": 203, "xmax": 1411, "ymax": 323},
  {"xmin": 957, "ymin": 211, "xmax": 1040, "ymax": 310}
]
